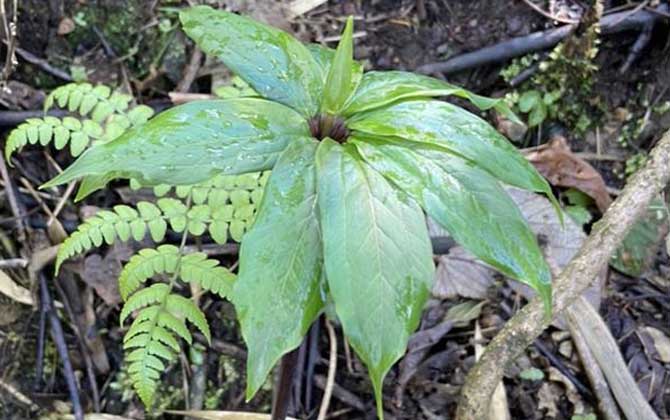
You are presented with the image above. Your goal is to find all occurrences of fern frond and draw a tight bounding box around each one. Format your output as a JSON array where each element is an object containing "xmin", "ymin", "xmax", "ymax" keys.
[
  {"xmin": 122, "ymin": 287, "xmax": 208, "ymax": 406},
  {"xmin": 4, "ymin": 116, "xmax": 104, "ymax": 161},
  {"xmin": 118, "ymin": 245, "xmax": 234, "ymax": 300},
  {"xmin": 56, "ymin": 201, "xmax": 169, "ymax": 272}
]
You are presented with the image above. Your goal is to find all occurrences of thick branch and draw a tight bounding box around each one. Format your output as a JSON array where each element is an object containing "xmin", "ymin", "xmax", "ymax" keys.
[{"xmin": 455, "ymin": 128, "xmax": 670, "ymax": 420}]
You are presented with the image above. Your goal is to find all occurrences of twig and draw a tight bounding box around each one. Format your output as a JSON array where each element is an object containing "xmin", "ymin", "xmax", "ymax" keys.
[
  {"xmin": 0, "ymin": 258, "xmax": 28, "ymax": 268},
  {"xmin": 53, "ymin": 276, "xmax": 101, "ymax": 412},
  {"xmin": 566, "ymin": 297, "xmax": 657, "ymax": 420},
  {"xmin": 314, "ymin": 374, "xmax": 366, "ymax": 412},
  {"xmin": 520, "ymin": 0, "xmax": 579, "ymax": 24},
  {"xmin": 305, "ymin": 320, "xmax": 320, "ymax": 412},
  {"xmin": 0, "ymin": 149, "xmax": 25, "ymax": 239},
  {"xmin": 14, "ymin": 47, "xmax": 73, "ymax": 82},
  {"xmin": 0, "ymin": 0, "xmax": 18, "ymax": 85},
  {"xmin": 455, "ymin": 127, "xmax": 670, "ymax": 420},
  {"xmin": 33, "ymin": 292, "xmax": 47, "ymax": 390},
  {"xmin": 0, "ymin": 379, "xmax": 39, "ymax": 411},
  {"xmin": 168, "ymin": 92, "xmax": 215, "ymax": 104},
  {"xmin": 567, "ymin": 311, "xmax": 622, "ymax": 420},
  {"xmin": 316, "ymin": 320, "xmax": 337, "ymax": 420},
  {"xmin": 620, "ymin": 18, "xmax": 653, "ymax": 73},
  {"xmin": 40, "ymin": 274, "xmax": 84, "ymax": 420},
  {"xmin": 0, "ymin": 109, "xmax": 68, "ymax": 127},
  {"xmin": 272, "ymin": 347, "xmax": 301, "ymax": 420},
  {"xmin": 573, "ymin": 152, "xmax": 625, "ymax": 161},
  {"xmin": 416, "ymin": 4, "xmax": 669, "ymax": 75},
  {"xmin": 176, "ymin": 47, "xmax": 203, "ymax": 93}
]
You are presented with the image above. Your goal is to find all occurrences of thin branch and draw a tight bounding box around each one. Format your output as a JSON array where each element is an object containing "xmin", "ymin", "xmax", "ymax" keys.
[
  {"xmin": 317, "ymin": 320, "xmax": 337, "ymax": 420},
  {"xmin": 566, "ymin": 300, "xmax": 623, "ymax": 420},
  {"xmin": 40, "ymin": 274, "xmax": 84, "ymax": 420},
  {"xmin": 455, "ymin": 127, "xmax": 670, "ymax": 420},
  {"xmin": 14, "ymin": 47, "xmax": 73, "ymax": 82}
]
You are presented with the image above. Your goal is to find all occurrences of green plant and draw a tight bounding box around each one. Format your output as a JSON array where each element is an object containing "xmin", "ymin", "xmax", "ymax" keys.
[
  {"xmin": 5, "ymin": 82, "xmax": 268, "ymax": 406},
  {"xmin": 32, "ymin": 6, "xmax": 559, "ymax": 417}
]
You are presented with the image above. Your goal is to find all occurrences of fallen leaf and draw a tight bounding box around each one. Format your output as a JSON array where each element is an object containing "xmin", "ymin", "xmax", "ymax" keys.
[
  {"xmin": 547, "ymin": 367, "xmax": 585, "ymax": 415},
  {"xmin": 524, "ymin": 135, "xmax": 612, "ymax": 212},
  {"xmin": 81, "ymin": 242, "xmax": 133, "ymax": 305},
  {"xmin": 0, "ymin": 270, "xmax": 33, "ymax": 306},
  {"xmin": 643, "ymin": 327, "xmax": 670, "ymax": 364},
  {"xmin": 165, "ymin": 411, "xmax": 298, "ymax": 420},
  {"xmin": 433, "ymin": 247, "xmax": 498, "ymax": 299},
  {"xmin": 57, "ymin": 17, "xmax": 76, "ymax": 35},
  {"xmin": 505, "ymin": 188, "xmax": 606, "ymax": 316},
  {"xmin": 537, "ymin": 382, "xmax": 561, "ymax": 418}
]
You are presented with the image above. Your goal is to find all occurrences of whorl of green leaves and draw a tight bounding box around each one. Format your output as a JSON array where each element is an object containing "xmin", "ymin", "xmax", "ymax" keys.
[{"xmin": 35, "ymin": 9, "xmax": 562, "ymax": 418}]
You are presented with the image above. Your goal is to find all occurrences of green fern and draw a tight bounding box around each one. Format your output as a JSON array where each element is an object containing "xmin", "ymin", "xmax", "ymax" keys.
[
  {"xmin": 5, "ymin": 82, "xmax": 154, "ymax": 162},
  {"xmin": 122, "ymin": 282, "xmax": 212, "ymax": 406},
  {"xmin": 118, "ymin": 245, "xmax": 235, "ymax": 300},
  {"xmin": 150, "ymin": 172, "xmax": 269, "ymax": 242},
  {"xmin": 55, "ymin": 202, "xmax": 169, "ymax": 271},
  {"xmin": 5, "ymin": 116, "xmax": 103, "ymax": 160},
  {"xmin": 45, "ymin": 82, "xmax": 130, "ymax": 121}
]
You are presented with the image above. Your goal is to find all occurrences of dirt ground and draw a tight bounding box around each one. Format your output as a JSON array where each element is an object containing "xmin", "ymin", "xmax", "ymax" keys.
[{"xmin": 1, "ymin": 1, "xmax": 670, "ymax": 419}]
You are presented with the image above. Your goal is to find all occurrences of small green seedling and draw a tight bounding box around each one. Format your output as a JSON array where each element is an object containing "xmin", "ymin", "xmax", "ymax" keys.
[{"xmin": 39, "ymin": 6, "xmax": 559, "ymax": 417}]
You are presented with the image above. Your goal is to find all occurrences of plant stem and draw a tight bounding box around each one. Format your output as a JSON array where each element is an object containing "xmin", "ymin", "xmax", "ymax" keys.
[{"xmin": 271, "ymin": 346, "xmax": 301, "ymax": 420}]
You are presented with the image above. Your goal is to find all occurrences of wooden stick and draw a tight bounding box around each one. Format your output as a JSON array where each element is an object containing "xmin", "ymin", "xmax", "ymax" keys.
[
  {"xmin": 455, "ymin": 128, "xmax": 670, "ymax": 420},
  {"xmin": 567, "ymin": 301, "xmax": 622, "ymax": 420},
  {"xmin": 566, "ymin": 298, "xmax": 656, "ymax": 420}
]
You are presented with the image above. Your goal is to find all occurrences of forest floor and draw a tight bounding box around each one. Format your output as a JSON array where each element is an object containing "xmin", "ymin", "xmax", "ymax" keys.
[{"xmin": 1, "ymin": 1, "xmax": 670, "ymax": 419}]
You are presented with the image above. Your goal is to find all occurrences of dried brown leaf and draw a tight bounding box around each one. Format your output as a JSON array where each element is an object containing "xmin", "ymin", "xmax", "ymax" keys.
[{"xmin": 524, "ymin": 136, "xmax": 612, "ymax": 212}]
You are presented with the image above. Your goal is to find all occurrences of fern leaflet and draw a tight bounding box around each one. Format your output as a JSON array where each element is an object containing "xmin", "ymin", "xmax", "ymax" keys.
[
  {"xmin": 118, "ymin": 245, "xmax": 235, "ymax": 300},
  {"xmin": 56, "ymin": 202, "xmax": 168, "ymax": 271}
]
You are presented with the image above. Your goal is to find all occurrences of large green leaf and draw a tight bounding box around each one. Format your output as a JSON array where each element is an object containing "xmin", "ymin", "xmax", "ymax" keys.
[
  {"xmin": 315, "ymin": 139, "xmax": 434, "ymax": 417},
  {"xmin": 342, "ymin": 70, "xmax": 519, "ymax": 122},
  {"xmin": 180, "ymin": 6, "xmax": 323, "ymax": 117},
  {"xmin": 42, "ymin": 99, "xmax": 310, "ymax": 194},
  {"xmin": 321, "ymin": 17, "xmax": 356, "ymax": 114},
  {"xmin": 348, "ymin": 99, "xmax": 560, "ymax": 215},
  {"xmin": 352, "ymin": 136, "xmax": 551, "ymax": 309},
  {"xmin": 233, "ymin": 137, "xmax": 323, "ymax": 399}
]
